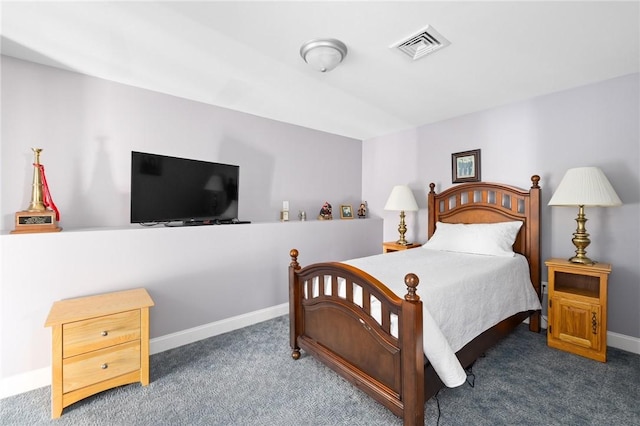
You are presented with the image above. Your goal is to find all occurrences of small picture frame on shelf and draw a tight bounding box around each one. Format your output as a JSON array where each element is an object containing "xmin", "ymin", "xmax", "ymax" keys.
[
  {"xmin": 340, "ymin": 205, "xmax": 353, "ymax": 219},
  {"xmin": 452, "ymin": 149, "xmax": 481, "ymax": 183}
]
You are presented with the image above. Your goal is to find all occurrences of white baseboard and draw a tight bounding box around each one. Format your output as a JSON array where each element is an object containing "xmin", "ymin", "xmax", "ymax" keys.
[
  {"xmin": 0, "ymin": 367, "xmax": 51, "ymax": 400},
  {"xmin": 0, "ymin": 303, "xmax": 288, "ymax": 399},
  {"xmin": 150, "ymin": 303, "xmax": 288, "ymax": 354},
  {"xmin": 608, "ymin": 330, "xmax": 640, "ymax": 354}
]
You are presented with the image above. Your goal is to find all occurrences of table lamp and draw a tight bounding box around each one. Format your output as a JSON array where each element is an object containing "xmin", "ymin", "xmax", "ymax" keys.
[
  {"xmin": 548, "ymin": 166, "xmax": 622, "ymax": 265},
  {"xmin": 384, "ymin": 185, "xmax": 419, "ymax": 245}
]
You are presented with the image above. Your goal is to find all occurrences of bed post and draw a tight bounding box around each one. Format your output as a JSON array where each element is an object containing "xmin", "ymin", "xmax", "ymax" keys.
[
  {"xmin": 427, "ymin": 183, "xmax": 436, "ymax": 239},
  {"xmin": 289, "ymin": 249, "xmax": 302, "ymax": 359},
  {"xmin": 400, "ymin": 273, "xmax": 424, "ymax": 426},
  {"xmin": 528, "ymin": 175, "xmax": 542, "ymax": 332}
]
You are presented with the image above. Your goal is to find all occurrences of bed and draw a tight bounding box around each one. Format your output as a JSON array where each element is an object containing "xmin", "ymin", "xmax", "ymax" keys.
[{"xmin": 288, "ymin": 176, "xmax": 542, "ymax": 425}]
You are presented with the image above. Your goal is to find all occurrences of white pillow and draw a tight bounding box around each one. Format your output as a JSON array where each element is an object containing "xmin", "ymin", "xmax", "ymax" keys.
[{"xmin": 423, "ymin": 221, "xmax": 523, "ymax": 257}]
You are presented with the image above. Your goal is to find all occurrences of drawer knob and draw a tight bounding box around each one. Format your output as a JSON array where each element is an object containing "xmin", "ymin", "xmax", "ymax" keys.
[
  {"xmin": 101, "ymin": 363, "xmax": 108, "ymax": 370},
  {"xmin": 101, "ymin": 331, "xmax": 108, "ymax": 337}
]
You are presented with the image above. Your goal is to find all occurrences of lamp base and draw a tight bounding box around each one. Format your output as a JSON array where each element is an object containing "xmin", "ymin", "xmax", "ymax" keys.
[
  {"xmin": 568, "ymin": 255, "xmax": 595, "ymax": 266},
  {"xmin": 568, "ymin": 205, "xmax": 593, "ymax": 266},
  {"xmin": 395, "ymin": 210, "xmax": 411, "ymax": 245},
  {"xmin": 395, "ymin": 240, "xmax": 412, "ymax": 246}
]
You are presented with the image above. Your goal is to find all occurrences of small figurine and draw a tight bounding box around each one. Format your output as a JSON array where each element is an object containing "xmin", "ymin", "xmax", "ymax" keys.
[
  {"xmin": 357, "ymin": 201, "xmax": 367, "ymax": 219},
  {"xmin": 318, "ymin": 202, "xmax": 333, "ymax": 220}
]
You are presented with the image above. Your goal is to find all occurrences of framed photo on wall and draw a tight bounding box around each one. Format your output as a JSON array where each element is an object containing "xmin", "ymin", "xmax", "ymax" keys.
[
  {"xmin": 452, "ymin": 149, "xmax": 481, "ymax": 183},
  {"xmin": 340, "ymin": 205, "xmax": 353, "ymax": 219}
]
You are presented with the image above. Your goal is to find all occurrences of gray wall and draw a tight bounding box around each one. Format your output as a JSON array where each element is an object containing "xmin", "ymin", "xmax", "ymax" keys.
[{"xmin": 363, "ymin": 73, "xmax": 640, "ymax": 339}]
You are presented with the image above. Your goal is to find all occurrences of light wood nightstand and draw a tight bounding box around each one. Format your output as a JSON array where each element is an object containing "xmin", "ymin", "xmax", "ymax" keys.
[
  {"xmin": 545, "ymin": 258, "xmax": 611, "ymax": 362},
  {"xmin": 382, "ymin": 241, "xmax": 422, "ymax": 253},
  {"xmin": 45, "ymin": 288, "xmax": 155, "ymax": 418}
]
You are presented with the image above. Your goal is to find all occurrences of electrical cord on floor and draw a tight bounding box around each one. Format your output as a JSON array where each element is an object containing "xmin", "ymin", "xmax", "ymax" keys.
[
  {"xmin": 433, "ymin": 389, "xmax": 442, "ymax": 426},
  {"xmin": 465, "ymin": 361, "xmax": 476, "ymax": 388},
  {"xmin": 431, "ymin": 361, "xmax": 478, "ymax": 426}
]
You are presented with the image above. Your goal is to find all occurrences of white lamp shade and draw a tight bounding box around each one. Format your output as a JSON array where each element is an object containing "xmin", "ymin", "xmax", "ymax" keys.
[
  {"xmin": 384, "ymin": 185, "xmax": 419, "ymax": 211},
  {"xmin": 300, "ymin": 39, "xmax": 347, "ymax": 72},
  {"xmin": 548, "ymin": 167, "xmax": 622, "ymax": 207}
]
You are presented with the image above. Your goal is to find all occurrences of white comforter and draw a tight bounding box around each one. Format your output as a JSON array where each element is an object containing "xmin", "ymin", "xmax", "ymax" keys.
[{"xmin": 343, "ymin": 247, "xmax": 542, "ymax": 388}]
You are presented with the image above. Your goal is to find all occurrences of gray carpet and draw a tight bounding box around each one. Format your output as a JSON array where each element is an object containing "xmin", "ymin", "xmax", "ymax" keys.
[{"xmin": 2, "ymin": 315, "xmax": 639, "ymax": 425}]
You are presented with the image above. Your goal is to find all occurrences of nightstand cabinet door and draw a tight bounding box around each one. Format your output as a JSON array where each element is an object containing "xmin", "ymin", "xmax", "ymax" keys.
[
  {"xmin": 545, "ymin": 258, "xmax": 611, "ymax": 362},
  {"xmin": 549, "ymin": 296, "xmax": 601, "ymax": 352}
]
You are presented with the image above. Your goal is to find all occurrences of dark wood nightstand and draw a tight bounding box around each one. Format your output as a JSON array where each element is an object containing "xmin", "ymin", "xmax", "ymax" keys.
[
  {"xmin": 545, "ymin": 258, "xmax": 611, "ymax": 362},
  {"xmin": 382, "ymin": 241, "xmax": 422, "ymax": 253}
]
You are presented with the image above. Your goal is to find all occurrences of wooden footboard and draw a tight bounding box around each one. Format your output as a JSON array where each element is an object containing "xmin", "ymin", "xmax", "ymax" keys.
[{"xmin": 289, "ymin": 249, "xmax": 425, "ymax": 426}]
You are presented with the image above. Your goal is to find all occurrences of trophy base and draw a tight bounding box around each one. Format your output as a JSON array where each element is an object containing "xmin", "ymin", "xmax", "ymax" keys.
[{"xmin": 11, "ymin": 210, "xmax": 62, "ymax": 234}]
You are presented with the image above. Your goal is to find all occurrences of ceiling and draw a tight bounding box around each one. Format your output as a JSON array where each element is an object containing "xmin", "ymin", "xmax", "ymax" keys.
[{"xmin": 1, "ymin": 1, "xmax": 639, "ymax": 140}]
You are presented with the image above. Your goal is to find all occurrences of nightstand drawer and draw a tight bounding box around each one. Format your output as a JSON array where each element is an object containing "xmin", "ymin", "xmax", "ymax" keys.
[
  {"xmin": 63, "ymin": 340, "xmax": 141, "ymax": 393},
  {"xmin": 63, "ymin": 310, "xmax": 140, "ymax": 358}
]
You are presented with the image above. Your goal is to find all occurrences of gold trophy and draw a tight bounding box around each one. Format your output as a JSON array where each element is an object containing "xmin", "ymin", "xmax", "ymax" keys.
[{"xmin": 11, "ymin": 148, "xmax": 62, "ymax": 234}]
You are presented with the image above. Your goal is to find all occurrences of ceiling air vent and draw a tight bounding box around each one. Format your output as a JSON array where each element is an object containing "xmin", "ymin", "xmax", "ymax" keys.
[{"xmin": 390, "ymin": 25, "xmax": 450, "ymax": 60}]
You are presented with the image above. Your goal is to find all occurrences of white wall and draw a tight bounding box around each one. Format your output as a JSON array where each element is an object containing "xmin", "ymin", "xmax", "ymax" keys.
[
  {"xmin": 0, "ymin": 57, "xmax": 381, "ymax": 394},
  {"xmin": 0, "ymin": 56, "xmax": 363, "ymax": 230},
  {"xmin": 363, "ymin": 73, "xmax": 640, "ymax": 339},
  {"xmin": 0, "ymin": 218, "xmax": 382, "ymax": 382},
  {"xmin": 2, "ymin": 56, "xmax": 638, "ymax": 397}
]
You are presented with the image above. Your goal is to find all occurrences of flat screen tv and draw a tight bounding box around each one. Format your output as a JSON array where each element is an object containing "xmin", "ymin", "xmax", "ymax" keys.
[{"xmin": 130, "ymin": 151, "xmax": 239, "ymax": 225}]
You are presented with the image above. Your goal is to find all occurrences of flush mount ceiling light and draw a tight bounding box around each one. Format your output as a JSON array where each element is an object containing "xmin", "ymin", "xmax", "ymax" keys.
[{"xmin": 300, "ymin": 38, "xmax": 348, "ymax": 72}]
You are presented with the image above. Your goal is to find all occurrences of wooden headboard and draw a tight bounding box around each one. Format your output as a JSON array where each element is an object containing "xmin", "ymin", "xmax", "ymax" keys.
[{"xmin": 427, "ymin": 176, "xmax": 542, "ymax": 324}]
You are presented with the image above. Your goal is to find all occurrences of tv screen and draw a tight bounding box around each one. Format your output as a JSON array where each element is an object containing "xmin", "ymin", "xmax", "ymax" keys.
[{"xmin": 130, "ymin": 151, "xmax": 239, "ymax": 224}]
